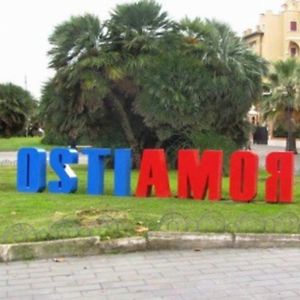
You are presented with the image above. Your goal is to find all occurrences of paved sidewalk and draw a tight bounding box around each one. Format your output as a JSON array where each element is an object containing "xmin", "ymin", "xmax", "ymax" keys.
[
  {"xmin": 1, "ymin": 249, "xmax": 300, "ymax": 299},
  {"xmin": 0, "ymin": 152, "xmax": 17, "ymax": 164}
]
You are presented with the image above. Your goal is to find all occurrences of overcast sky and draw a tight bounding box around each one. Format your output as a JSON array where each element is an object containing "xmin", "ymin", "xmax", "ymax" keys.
[{"xmin": 0, "ymin": 0, "xmax": 284, "ymax": 99}]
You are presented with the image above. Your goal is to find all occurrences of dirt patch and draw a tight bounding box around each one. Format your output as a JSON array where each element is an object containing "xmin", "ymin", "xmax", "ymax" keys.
[{"xmin": 76, "ymin": 209, "xmax": 129, "ymax": 228}]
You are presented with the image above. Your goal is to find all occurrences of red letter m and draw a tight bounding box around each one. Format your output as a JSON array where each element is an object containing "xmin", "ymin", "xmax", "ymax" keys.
[{"xmin": 177, "ymin": 150, "xmax": 223, "ymax": 200}]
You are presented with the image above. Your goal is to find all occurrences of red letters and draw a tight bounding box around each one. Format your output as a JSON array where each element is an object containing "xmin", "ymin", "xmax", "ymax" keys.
[
  {"xmin": 135, "ymin": 149, "xmax": 171, "ymax": 197},
  {"xmin": 177, "ymin": 150, "xmax": 223, "ymax": 200},
  {"xmin": 265, "ymin": 152, "xmax": 294, "ymax": 203},
  {"xmin": 134, "ymin": 149, "xmax": 296, "ymax": 203},
  {"xmin": 229, "ymin": 151, "xmax": 258, "ymax": 202}
]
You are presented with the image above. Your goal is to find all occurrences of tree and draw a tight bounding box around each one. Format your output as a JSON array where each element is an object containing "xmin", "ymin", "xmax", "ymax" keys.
[
  {"xmin": 197, "ymin": 20, "xmax": 268, "ymax": 145},
  {"xmin": 0, "ymin": 83, "xmax": 36, "ymax": 137},
  {"xmin": 135, "ymin": 19, "xmax": 268, "ymax": 148},
  {"xmin": 42, "ymin": 1, "xmax": 174, "ymax": 166},
  {"xmin": 107, "ymin": 0, "xmax": 175, "ymax": 53},
  {"xmin": 261, "ymin": 59, "xmax": 300, "ymax": 153},
  {"xmin": 41, "ymin": 4, "xmax": 267, "ymax": 167},
  {"xmin": 45, "ymin": 14, "xmax": 110, "ymax": 144},
  {"xmin": 104, "ymin": 0, "xmax": 175, "ymax": 164}
]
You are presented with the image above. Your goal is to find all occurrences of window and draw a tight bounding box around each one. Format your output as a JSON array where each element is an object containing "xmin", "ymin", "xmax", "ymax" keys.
[
  {"xmin": 291, "ymin": 21, "xmax": 297, "ymax": 31},
  {"xmin": 291, "ymin": 47, "xmax": 297, "ymax": 57}
]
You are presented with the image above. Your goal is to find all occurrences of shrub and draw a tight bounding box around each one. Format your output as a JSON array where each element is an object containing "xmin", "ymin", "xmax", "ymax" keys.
[{"xmin": 189, "ymin": 131, "xmax": 238, "ymax": 176}]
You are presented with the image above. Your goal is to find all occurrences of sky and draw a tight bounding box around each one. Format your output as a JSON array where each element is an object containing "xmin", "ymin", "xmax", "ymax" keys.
[{"xmin": 0, "ymin": 0, "xmax": 284, "ymax": 99}]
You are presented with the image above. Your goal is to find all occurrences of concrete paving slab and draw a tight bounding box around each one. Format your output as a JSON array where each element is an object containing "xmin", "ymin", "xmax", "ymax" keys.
[{"xmin": 1, "ymin": 249, "xmax": 300, "ymax": 299}]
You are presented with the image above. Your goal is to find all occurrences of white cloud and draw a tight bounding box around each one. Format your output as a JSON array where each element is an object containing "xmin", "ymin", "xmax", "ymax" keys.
[{"xmin": 0, "ymin": 0, "xmax": 285, "ymax": 98}]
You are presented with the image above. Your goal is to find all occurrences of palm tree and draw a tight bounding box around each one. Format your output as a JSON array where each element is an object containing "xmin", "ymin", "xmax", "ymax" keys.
[
  {"xmin": 45, "ymin": 1, "xmax": 174, "ymax": 166},
  {"xmin": 46, "ymin": 14, "xmax": 110, "ymax": 142},
  {"xmin": 135, "ymin": 18, "xmax": 268, "ymax": 148},
  {"xmin": 0, "ymin": 83, "xmax": 36, "ymax": 137},
  {"xmin": 261, "ymin": 59, "xmax": 300, "ymax": 153},
  {"xmin": 44, "ymin": 4, "xmax": 267, "ymax": 164},
  {"xmin": 105, "ymin": 0, "xmax": 175, "ymax": 164},
  {"xmin": 202, "ymin": 20, "xmax": 268, "ymax": 145},
  {"xmin": 107, "ymin": 0, "xmax": 174, "ymax": 55}
]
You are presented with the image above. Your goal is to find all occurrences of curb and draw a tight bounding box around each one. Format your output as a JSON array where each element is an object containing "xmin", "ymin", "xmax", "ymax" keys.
[
  {"xmin": 2, "ymin": 232, "xmax": 300, "ymax": 262},
  {"xmin": 147, "ymin": 232, "xmax": 300, "ymax": 249},
  {"xmin": 147, "ymin": 232, "xmax": 233, "ymax": 250},
  {"xmin": 0, "ymin": 236, "xmax": 146, "ymax": 262}
]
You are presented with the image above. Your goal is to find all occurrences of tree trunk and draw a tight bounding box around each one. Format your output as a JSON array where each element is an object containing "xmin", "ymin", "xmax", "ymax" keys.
[
  {"xmin": 285, "ymin": 106, "xmax": 297, "ymax": 154},
  {"xmin": 110, "ymin": 95, "xmax": 141, "ymax": 167},
  {"xmin": 286, "ymin": 133, "xmax": 298, "ymax": 154},
  {"xmin": 4, "ymin": 126, "xmax": 11, "ymax": 138}
]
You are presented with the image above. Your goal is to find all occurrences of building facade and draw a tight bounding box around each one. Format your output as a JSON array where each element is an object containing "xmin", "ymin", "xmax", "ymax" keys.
[{"xmin": 244, "ymin": 0, "xmax": 300, "ymax": 61}]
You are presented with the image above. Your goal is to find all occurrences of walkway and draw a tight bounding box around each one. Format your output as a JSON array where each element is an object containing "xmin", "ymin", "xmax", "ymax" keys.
[
  {"xmin": 1, "ymin": 249, "xmax": 300, "ymax": 299},
  {"xmin": 2, "ymin": 140, "xmax": 300, "ymax": 173},
  {"xmin": 252, "ymin": 141, "xmax": 300, "ymax": 173}
]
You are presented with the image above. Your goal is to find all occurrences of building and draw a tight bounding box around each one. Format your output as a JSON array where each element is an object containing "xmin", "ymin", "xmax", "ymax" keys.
[
  {"xmin": 243, "ymin": 0, "xmax": 300, "ymax": 141},
  {"xmin": 244, "ymin": 0, "xmax": 300, "ymax": 61}
]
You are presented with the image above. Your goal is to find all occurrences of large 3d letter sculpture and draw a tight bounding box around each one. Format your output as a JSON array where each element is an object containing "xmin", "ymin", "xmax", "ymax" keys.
[
  {"xmin": 48, "ymin": 148, "xmax": 78, "ymax": 193},
  {"xmin": 135, "ymin": 149, "xmax": 171, "ymax": 197},
  {"xmin": 82, "ymin": 148, "xmax": 111, "ymax": 195},
  {"xmin": 265, "ymin": 152, "xmax": 294, "ymax": 203},
  {"xmin": 229, "ymin": 151, "xmax": 259, "ymax": 202},
  {"xmin": 17, "ymin": 148, "xmax": 46, "ymax": 192},
  {"xmin": 15, "ymin": 147, "xmax": 296, "ymax": 204},
  {"xmin": 114, "ymin": 149, "xmax": 132, "ymax": 197},
  {"xmin": 177, "ymin": 150, "xmax": 223, "ymax": 200}
]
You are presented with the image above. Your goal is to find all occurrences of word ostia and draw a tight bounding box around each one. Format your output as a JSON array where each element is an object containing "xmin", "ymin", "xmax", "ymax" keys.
[{"xmin": 17, "ymin": 148, "xmax": 294, "ymax": 204}]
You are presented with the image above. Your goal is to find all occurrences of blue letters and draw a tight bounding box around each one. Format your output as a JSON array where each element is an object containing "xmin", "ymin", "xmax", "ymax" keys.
[
  {"xmin": 114, "ymin": 149, "xmax": 132, "ymax": 196},
  {"xmin": 17, "ymin": 148, "xmax": 46, "ymax": 192},
  {"xmin": 82, "ymin": 148, "xmax": 111, "ymax": 195},
  {"xmin": 48, "ymin": 148, "xmax": 78, "ymax": 193},
  {"xmin": 16, "ymin": 147, "xmax": 132, "ymax": 196}
]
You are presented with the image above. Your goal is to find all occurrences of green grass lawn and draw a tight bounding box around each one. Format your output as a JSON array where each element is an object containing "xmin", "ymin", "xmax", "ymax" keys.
[
  {"xmin": 0, "ymin": 165, "xmax": 300, "ymax": 243},
  {"xmin": 0, "ymin": 137, "xmax": 54, "ymax": 151}
]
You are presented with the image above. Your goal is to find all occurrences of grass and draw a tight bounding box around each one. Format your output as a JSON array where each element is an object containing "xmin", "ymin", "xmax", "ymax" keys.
[
  {"xmin": 0, "ymin": 137, "xmax": 54, "ymax": 151},
  {"xmin": 1, "ymin": 165, "xmax": 300, "ymax": 243}
]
